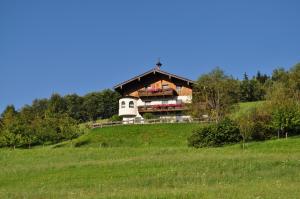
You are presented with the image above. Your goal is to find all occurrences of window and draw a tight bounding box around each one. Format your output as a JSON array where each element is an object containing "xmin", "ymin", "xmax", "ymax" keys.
[
  {"xmin": 176, "ymin": 99, "xmax": 183, "ymax": 104},
  {"xmin": 162, "ymin": 84, "xmax": 169, "ymax": 90},
  {"xmin": 129, "ymin": 101, "xmax": 134, "ymax": 108},
  {"xmin": 176, "ymin": 85, "xmax": 182, "ymax": 93},
  {"xmin": 121, "ymin": 101, "xmax": 125, "ymax": 108},
  {"xmin": 145, "ymin": 101, "xmax": 151, "ymax": 106},
  {"xmin": 162, "ymin": 100, "xmax": 168, "ymax": 104}
]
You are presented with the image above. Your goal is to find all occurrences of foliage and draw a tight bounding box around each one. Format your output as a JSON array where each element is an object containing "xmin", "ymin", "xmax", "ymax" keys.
[
  {"xmin": 266, "ymin": 83, "xmax": 300, "ymax": 138},
  {"xmin": 191, "ymin": 68, "xmax": 240, "ymax": 121},
  {"xmin": 82, "ymin": 89, "xmax": 120, "ymax": 121},
  {"xmin": 110, "ymin": 114, "xmax": 122, "ymax": 122},
  {"xmin": 0, "ymin": 106, "xmax": 82, "ymax": 148},
  {"xmin": 188, "ymin": 118, "xmax": 241, "ymax": 148},
  {"xmin": 143, "ymin": 113, "xmax": 157, "ymax": 120},
  {"xmin": 271, "ymin": 67, "xmax": 289, "ymax": 83},
  {"xmin": 239, "ymin": 73, "xmax": 265, "ymax": 102},
  {"xmin": 235, "ymin": 106, "xmax": 273, "ymax": 144},
  {"xmin": 190, "ymin": 63, "xmax": 300, "ymax": 145},
  {"xmin": 0, "ymin": 89, "xmax": 120, "ymax": 148}
]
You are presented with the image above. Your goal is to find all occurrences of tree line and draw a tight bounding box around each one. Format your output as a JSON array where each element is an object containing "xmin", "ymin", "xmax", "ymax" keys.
[
  {"xmin": 189, "ymin": 63, "xmax": 300, "ymax": 148},
  {"xmin": 0, "ymin": 89, "xmax": 120, "ymax": 148},
  {"xmin": 1, "ymin": 63, "xmax": 300, "ymax": 149}
]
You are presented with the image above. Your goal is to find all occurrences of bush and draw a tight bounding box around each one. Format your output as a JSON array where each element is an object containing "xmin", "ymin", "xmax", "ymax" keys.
[
  {"xmin": 236, "ymin": 107, "xmax": 274, "ymax": 142},
  {"xmin": 188, "ymin": 118, "xmax": 241, "ymax": 148},
  {"xmin": 143, "ymin": 113, "xmax": 156, "ymax": 120},
  {"xmin": 110, "ymin": 114, "xmax": 122, "ymax": 122}
]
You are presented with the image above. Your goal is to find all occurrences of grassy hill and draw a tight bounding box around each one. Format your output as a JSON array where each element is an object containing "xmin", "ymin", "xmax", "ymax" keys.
[
  {"xmin": 62, "ymin": 101, "xmax": 264, "ymax": 148},
  {"xmin": 64, "ymin": 123, "xmax": 202, "ymax": 148},
  {"xmin": 2, "ymin": 101, "xmax": 300, "ymax": 198},
  {"xmin": 1, "ymin": 133, "xmax": 300, "ymax": 198},
  {"xmin": 231, "ymin": 101, "xmax": 265, "ymax": 119}
]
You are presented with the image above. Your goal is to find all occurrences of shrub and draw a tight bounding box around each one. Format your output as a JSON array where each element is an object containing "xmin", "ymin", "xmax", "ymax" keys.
[
  {"xmin": 143, "ymin": 113, "xmax": 156, "ymax": 120},
  {"xmin": 236, "ymin": 106, "xmax": 274, "ymax": 142},
  {"xmin": 271, "ymin": 104, "xmax": 300, "ymax": 138},
  {"xmin": 110, "ymin": 114, "xmax": 122, "ymax": 122},
  {"xmin": 188, "ymin": 118, "xmax": 241, "ymax": 148}
]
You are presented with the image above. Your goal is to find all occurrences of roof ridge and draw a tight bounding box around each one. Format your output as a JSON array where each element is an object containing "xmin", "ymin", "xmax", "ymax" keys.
[{"xmin": 114, "ymin": 68, "xmax": 195, "ymax": 89}]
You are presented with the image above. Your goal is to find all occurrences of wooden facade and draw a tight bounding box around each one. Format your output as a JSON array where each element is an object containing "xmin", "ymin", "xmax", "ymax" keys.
[
  {"xmin": 114, "ymin": 69, "xmax": 193, "ymax": 98},
  {"xmin": 114, "ymin": 65, "xmax": 194, "ymax": 119}
]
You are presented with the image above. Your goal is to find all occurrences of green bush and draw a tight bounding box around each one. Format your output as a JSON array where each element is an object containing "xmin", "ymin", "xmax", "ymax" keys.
[
  {"xmin": 188, "ymin": 118, "xmax": 242, "ymax": 148},
  {"xmin": 143, "ymin": 113, "xmax": 156, "ymax": 120},
  {"xmin": 236, "ymin": 107, "xmax": 274, "ymax": 142},
  {"xmin": 110, "ymin": 114, "xmax": 122, "ymax": 122}
]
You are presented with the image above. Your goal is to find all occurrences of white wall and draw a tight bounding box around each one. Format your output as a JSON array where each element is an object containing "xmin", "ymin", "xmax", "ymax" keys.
[
  {"xmin": 118, "ymin": 95, "xmax": 192, "ymax": 121},
  {"xmin": 136, "ymin": 95, "xmax": 192, "ymax": 106},
  {"xmin": 119, "ymin": 98, "xmax": 138, "ymax": 116}
]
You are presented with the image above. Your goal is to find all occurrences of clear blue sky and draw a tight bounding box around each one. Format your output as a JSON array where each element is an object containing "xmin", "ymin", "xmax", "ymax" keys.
[{"xmin": 1, "ymin": 0, "xmax": 300, "ymax": 112}]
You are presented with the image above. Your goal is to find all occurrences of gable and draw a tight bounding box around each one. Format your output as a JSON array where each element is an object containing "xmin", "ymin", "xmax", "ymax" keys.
[{"xmin": 114, "ymin": 69, "xmax": 194, "ymax": 96}]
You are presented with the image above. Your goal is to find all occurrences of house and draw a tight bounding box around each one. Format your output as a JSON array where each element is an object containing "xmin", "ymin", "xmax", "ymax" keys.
[{"xmin": 114, "ymin": 62, "xmax": 195, "ymax": 123}]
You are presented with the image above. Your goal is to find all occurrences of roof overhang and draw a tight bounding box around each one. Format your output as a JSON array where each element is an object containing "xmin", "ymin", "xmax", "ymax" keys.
[{"xmin": 114, "ymin": 68, "xmax": 195, "ymax": 90}]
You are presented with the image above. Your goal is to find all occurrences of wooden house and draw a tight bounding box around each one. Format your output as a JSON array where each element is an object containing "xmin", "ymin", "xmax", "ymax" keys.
[{"xmin": 114, "ymin": 62, "xmax": 194, "ymax": 123}]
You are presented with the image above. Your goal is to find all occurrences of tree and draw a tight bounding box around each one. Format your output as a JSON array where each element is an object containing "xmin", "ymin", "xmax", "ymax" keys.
[
  {"xmin": 1, "ymin": 105, "xmax": 17, "ymax": 125},
  {"xmin": 82, "ymin": 89, "xmax": 120, "ymax": 121},
  {"xmin": 255, "ymin": 71, "xmax": 269, "ymax": 84},
  {"xmin": 82, "ymin": 92, "xmax": 103, "ymax": 121},
  {"xmin": 290, "ymin": 63, "xmax": 300, "ymax": 92},
  {"xmin": 236, "ymin": 106, "xmax": 272, "ymax": 148},
  {"xmin": 31, "ymin": 98, "xmax": 49, "ymax": 118},
  {"xmin": 192, "ymin": 68, "xmax": 240, "ymax": 121},
  {"xmin": 271, "ymin": 68, "xmax": 289, "ymax": 83},
  {"xmin": 48, "ymin": 93, "xmax": 67, "ymax": 114},
  {"xmin": 64, "ymin": 94, "xmax": 86, "ymax": 122},
  {"xmin": 267, "ymin": 82, "xmax": 300, "ymax": 138},
  {"xmin": 236, "ymin": 110, "xmax": 255, "ymax": 149},
  {"xmin": 0, "ymin": 108, "xmax": 26, "ymax": 149},
  {"xmin": 240, "ymin": 73, "xmax": 251, "ymax": 102},
  {"xmin": 99, "ymin": 89, "xmax": 120, "ymax": 119},
  {"xmin": 240, "ymin": 73, "xmax": 265, "ymax": 102}
]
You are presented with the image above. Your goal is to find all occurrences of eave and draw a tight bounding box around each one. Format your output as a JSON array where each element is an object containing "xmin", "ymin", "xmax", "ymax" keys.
[{"xmin": 114, "ymin": 68, "xmax": 195, "ymax": 91}]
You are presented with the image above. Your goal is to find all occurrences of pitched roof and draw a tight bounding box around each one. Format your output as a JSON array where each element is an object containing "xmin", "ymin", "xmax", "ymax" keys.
[{"xmin": 114, "ymin": 68, "xmax": 195, "ymax": 90}]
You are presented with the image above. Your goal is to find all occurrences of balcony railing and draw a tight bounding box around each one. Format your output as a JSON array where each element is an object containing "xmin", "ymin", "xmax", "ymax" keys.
[
  {"xmin": 138, "ymin": 88, "xmax": 175, "ymax": 97},
  {"xmin": 138, "ymin": 103, "xmax": 188, "ymax": 113}
]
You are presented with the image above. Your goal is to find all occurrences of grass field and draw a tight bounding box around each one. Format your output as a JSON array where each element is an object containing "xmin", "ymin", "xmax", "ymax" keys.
[
  {"xmin": 1, "ymin": 122, "xmax": 300, "ymax": 199},
  {"xmin": 67, "ymin": 123, "xmax": 201, "ymax": 148},
  {"xmin": 231, "ymin": 101, "xmax": 265, "ymax": 119}
]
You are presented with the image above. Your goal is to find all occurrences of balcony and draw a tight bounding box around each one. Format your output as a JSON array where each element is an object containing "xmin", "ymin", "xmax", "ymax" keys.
[
  {"xmin": 138, "ymin": 88, "xmax": 175, "ymax": 97},
  {"xmin": 138, "ymin": 103, "xmax": 188, "ymax": 113}
]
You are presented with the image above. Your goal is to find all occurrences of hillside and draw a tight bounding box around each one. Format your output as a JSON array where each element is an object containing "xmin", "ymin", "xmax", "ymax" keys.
[
  {"xmin": 62, "ymin": 101, "xmax": 264, "ymax": 148},
  {"xmin": 2, "ymin": 101, "xmax": 300, "ymax": 198},
  {"xmin": 66, "ymin": 123, "xmax": 202, "ymax": 148},
  {"xmin": 231, "ymin": 101, "xmax": 265, "ymax": 119},
  {"xmin": 1, "ymin": 137, "xmax": 300, "ymax": 198}
]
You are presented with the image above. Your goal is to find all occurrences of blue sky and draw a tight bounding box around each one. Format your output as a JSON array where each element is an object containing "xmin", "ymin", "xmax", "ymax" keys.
[{"xmin": 1, "ymin": 0, "xmax": 300, "ymax": 112}]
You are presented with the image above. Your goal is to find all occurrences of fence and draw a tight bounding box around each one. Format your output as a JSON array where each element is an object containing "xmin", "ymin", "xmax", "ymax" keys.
[{"xmin": 91, "ymin": 118, "xmax": 212, "ymax": 129}]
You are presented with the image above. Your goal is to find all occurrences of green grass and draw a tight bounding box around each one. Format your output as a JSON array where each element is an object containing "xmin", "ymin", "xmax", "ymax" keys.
[
  {"xmin": 1, "ymin": 123, "xmax": 300, "ymax": 198},
  {"xmin": 231, "ymin": 101, "xmax": 265, "ymax": 119},
  {"xmin": 66, "ymin": 123, "xmax": 201, "ymax": 148}
]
